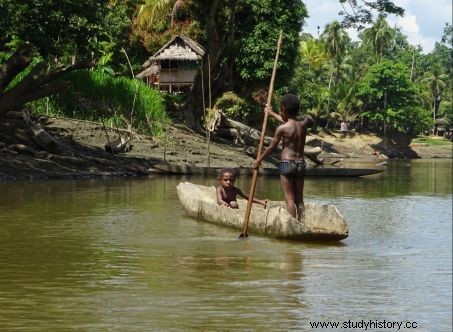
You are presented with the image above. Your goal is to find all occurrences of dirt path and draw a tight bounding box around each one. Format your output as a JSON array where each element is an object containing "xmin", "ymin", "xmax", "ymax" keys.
[{"xmin": 0, "ymin": 113, "xmax": 451, "ymax": 181}]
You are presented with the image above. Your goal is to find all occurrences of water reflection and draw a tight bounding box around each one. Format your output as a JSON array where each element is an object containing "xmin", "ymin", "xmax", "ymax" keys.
[
  {"xmin": 0, "ymin": 160, "xmax": 451, "ymax": 330},
  {"xmin": 297, "ymin": 159, "xmax": 450, "ymax": 199}
]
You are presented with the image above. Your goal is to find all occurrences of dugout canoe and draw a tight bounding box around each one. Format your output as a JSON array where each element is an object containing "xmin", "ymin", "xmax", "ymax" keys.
[
  {"xmin": 176, "ymin": 182, "xmax": 349, "ymax": 241},
  {"xmin": 152, "ymin": 163, "xmax": 384, "ymax": 177}
]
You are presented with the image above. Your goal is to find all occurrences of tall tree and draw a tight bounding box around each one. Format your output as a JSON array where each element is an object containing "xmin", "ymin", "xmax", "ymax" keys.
[
  {"xmin": 136, "ymin": 0, "xmax": 188, "ymax": 29},
  {"xmin": 421, "ymin": 69, "xmax": 448, "ymax": 132},
  {"xmin": 321, "ymin": 21, "xmax": 348, "ymax": 66},
  {"xmin": 233, "ymin": 0, "xmax": 307, "ymax": 90},
  {"xmin": 362, "ymin": 16, "xmax": 394, "ymax": 62},
  {"xmin": 0, "ymin": 1, "xmax": 130, "ymax": 116},
  {"xmin": 358, "ymin": 60, "xmax": 421, "ymax": 137},
  {"xmin": 299, "ymin": 38, "xmax": 328, "ymax": 74},
  {"xmin": 337, "ymin": 0, "xmax": 404, "ymax": 29},
  {"xmin": 181, "ymin": 0, "xmax": 307, "ymax": 129},
  {"xmin": 320, "ymin": 21, "xmax": 348, "ymax": 124},
  {"xmin": 0, "ymin": 0, "xmax": 130, "ymax": 62},
  {"xmin": 334, "ymin": 82, "xmax": 362, "ymax": 124}
]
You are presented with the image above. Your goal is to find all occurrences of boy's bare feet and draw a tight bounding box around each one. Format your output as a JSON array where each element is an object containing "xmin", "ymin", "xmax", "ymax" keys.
[{"xmin": 296, "ymin": 203, "xmax": 305, "ymax": 223}]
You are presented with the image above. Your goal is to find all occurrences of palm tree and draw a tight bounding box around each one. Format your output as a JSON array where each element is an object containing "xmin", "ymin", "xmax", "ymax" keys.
[
  {"xmin": 299, "ymin": 38, "xmax": 328, "ymax": 74},
  {"xmin": 137, "ymin": 0, "xmax": 186, "ymax": 29},
  {"xmin": 421, "ymin": 70, "xmax": 448, "ymax": 133},
  {"xmin": 320, "ymin": 21, "xmax": 348, "ymax": 125},
  {"xmin": 334, "ymin": 83, "xmax": 363, "ymax": 124},
  {"xmin": 320, "ymin": 21, "xmax": 348, "ymax": 82},
  {"xmin": 308, "ymin": 87, "xmax": 330, "ymax": 131},
  {"xmin": 321, "ymin": 21, "xmax": 346, "ymax": 60},
  {"xmin": 362, "ymin": 16, "xmax": 394, "ymax": 62}
]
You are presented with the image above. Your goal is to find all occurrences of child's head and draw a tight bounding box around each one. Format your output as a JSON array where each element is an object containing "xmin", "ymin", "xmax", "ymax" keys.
[
  {"xmin": 280, "ymin": 94, "xmax": 300, "ymax": 117},
  {"xmin": 218, "ymin": 168, "xmax": 236, "ymax": 187}
]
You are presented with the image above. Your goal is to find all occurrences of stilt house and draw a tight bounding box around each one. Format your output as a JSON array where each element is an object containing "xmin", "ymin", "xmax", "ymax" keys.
[{"xmin": 137, "ymin": 35, "xmax": 205, "ymax": 93}]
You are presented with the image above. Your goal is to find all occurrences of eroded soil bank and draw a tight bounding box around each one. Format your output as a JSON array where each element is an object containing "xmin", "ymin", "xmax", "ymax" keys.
[{"xmin": 0, "ymin": 112, "xmax": 451, "ymax": 181}]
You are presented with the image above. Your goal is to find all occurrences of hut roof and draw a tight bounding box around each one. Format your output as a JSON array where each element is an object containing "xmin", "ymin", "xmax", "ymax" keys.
[
  {"xmin": 142, "ymin": 35, "xmax": 205, "ymax": 68},
  {"xmin": 436, "ymin": 117, "xmax": 449, "ymax": 125},
  {"xmin": 136, "ymin": 65, "xmax": 159, "ymax": 78}
]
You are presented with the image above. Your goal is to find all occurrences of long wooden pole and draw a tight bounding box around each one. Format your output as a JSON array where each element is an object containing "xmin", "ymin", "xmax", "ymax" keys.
[{"xmin": 239, "ymin": 30, "xmax": 283, "ymax": 239}]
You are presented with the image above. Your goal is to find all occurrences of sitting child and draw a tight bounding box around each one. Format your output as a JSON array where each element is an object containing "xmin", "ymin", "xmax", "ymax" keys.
[{"xmin": 216, "ymin": 168, "xmax": 267, "ymax": 208}]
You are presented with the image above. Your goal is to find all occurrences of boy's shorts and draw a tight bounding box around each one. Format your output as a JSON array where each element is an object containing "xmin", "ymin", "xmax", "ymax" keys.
[{"xmin": 278, "ymin": 160, "xmax": 305, "ymax": 177}]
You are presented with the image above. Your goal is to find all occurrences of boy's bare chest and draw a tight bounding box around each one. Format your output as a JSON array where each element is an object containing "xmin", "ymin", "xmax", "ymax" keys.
[{"xmin": 221, "ymin": 187, "xmax": 238, "ymax": 197}]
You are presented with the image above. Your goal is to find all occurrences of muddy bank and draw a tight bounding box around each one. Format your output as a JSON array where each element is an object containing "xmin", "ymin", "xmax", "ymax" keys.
[{"xmin": 0, "ymin": 112, "xmax": 451, "ymax": 181}]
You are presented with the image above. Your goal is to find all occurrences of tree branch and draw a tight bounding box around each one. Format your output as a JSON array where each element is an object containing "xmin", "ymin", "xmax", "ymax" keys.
[
  {"xmin": 0, "ymin": 60, "xmax": 90, "ymax": 116},
  {"xmin": 0, "ymin": 42, "xmax": 33, "ymax": 93}
]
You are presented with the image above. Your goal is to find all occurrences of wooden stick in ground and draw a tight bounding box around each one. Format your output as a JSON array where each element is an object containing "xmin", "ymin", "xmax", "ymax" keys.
[
  {"xmin": 100, "ymin": 117, "xmax": 114, "ymax": 155},
  {"xmin": 239, "ymin": 30, "xmax": 283, "ymax": 239}
]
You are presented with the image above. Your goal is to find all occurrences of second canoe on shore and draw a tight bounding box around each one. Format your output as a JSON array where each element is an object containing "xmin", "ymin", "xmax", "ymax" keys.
[{"xmin": 151, "ymin": 163, "xmax": 384, "ymax": 177}]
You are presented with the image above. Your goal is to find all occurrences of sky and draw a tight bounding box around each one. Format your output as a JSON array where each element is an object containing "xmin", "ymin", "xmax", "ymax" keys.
[{"xmin": 301, "ymin": 0, "xmax": 452, "ymax": 53}]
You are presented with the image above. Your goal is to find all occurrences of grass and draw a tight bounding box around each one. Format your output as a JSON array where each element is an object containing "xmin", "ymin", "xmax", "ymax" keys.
[
  {"xmin": 412, "ymin": 136, "xmax": 452, "ymax": 145},
  {"xmin": 30, "ymin": 69, "xmax": 171, "ymax": 137}
]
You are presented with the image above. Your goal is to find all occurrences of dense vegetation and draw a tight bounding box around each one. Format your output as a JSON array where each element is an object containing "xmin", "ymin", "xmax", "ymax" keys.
[
  {"xmin": 32, "ymin": 70, "xmax": 169, "ymax": 136},
  {"xmin": 0, "ymin": 0, "xmax": 451, "ymax": 140},
  {"xmin": 291, "ymin": 19, "xmax": 452, "ymax": 138}
]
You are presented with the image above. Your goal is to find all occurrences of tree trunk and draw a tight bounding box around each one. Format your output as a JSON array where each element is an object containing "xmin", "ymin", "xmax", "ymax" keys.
[
  {"xmin": 433, "ymin": 99, "xmax": 436, "ymax": 134},
  {"xmin": 0, "ymin": 61, "xmax": 88, "ymax": 116},
  {"xmin": 185, "ymin": 0, "xmax": 225, "ymax": 132},
  {"xmin": 0, "ymin": 43, "xmax": 90, "ymax": 116},
  {"xmin": 383, "ymin": 91, "xmax": 388, "ymax": 137},
  {"xmin": 0, "ymin": 43, "xmax": 33, "ymax": 93},
  {"xmin": 325, "ymin": 71, "xmax": 334, "ymax": 129},
  {"xmin": 213, "ymin": 111, "xmax": 315, "ymax": 147},
  {"xmin": 410, "ymin": 48, "xmax": 415, "ymax": 81},
  {"xmin": 23, "ymin": 112, "xmax": 61, "ymax": 153},
  {"xmin": 226, "ymin": 0, "xmax": 238, "ymax": 88}
]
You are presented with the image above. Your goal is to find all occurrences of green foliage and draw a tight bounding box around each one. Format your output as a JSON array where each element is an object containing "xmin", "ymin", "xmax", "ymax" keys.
[
  {"xmin": 358, "ymin": 60, "xmax": 418, "ymax": 109},
  {"xmin": 0, "ymin": 36, "xmax": 23, "ymax": 62},
  {"xmin": 339, "ymin": 0, "xmax": 405, "ymax": 30},
  {"xmin": 95, "ymin": 52, "xmax": 116, "ymax": 77},
  {"xmin": 1, "ymin": 0, "xmax": 448, "ymax": 143},
  {"xmin": 438, "ymin": 101, "xmax": 453, "ymax": 128},
  {"xmin": 334, "ymin": 82, "xmax": 362, "ymax": 122},
  {"xmin": 298, "ymin": 38, "xmax": 329, "ymax": 73},
  {"xmin": 392, "ymin": 106, "xmax": 433, "ymax": 137},
  {"xmin": 290, "ymin": 61, "xmax": 324, "ymax": 113},
  {"xmin": 412, "ymin": 136, "xmax": 451, "ymax": 145},
  {"xmin": 420, "ymin": 24, "xmax": 452, "ymax": 82},
  {"xmin": 0, "ymin": 1, "xmax": 131, "ymax": 64},
  {"xmin": 134, "ymin": 0, "xmax": 203, "ymax": 54},
  {"xmin": 31, "ymin": 70, "xmax": 170, "ymax": 137},
  {"xmin": 320, "ymin": 21, "xmax": 348, "ymax": 61},
  {"xmin": 3, "ymin": 56, "xmax": 43, "ymax": 91},
  {"xmin": 358, "ymin": 60, "xmax": 425, "ymax": 136},
  {"xmin": 234, "ymin": 0, "xmax": 307, "ymax": 87},
  {"xmin": 214, "ymin": 91, "xmax": 257, "ymax": 122},
  {"xmin": 361, "ymin": 16, "xmax": 394, "ymax": 61}
]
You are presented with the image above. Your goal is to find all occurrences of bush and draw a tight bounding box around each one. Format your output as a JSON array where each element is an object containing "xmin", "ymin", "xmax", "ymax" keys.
[
  {"xmin": 213, "ymin": 91, "xmax": 261, "ymax": 124},
  {"xmin": 30, "ymin": 69, "xmax": 170, "ymax": 137},
  {"xmin": 214, "ymin": 92, "xmax": 248, "ymax": 118}
]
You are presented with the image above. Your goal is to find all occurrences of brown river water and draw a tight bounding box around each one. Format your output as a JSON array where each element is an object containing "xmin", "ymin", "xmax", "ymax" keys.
[{"xmin": 0, "ymin": 159, "xmax": 451, "ymax": 331}]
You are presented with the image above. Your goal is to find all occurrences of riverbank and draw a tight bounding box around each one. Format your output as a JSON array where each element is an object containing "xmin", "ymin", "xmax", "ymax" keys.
[{"xmin": 0, "ymin": 112, "xmax": 451, "ymax": 181}]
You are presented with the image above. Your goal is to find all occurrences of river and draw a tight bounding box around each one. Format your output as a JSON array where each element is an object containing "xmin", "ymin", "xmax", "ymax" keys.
[{"xmin": 0, "ymin": 159, "xmax": 451, "ymax": 331}]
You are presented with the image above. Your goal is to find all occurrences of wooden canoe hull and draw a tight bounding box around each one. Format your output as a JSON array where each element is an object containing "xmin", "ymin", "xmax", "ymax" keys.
[
  {"xmin": 176, "ymin": 182, "xmax": 349, "ymax": 241},
  {"xmin": 153, "ymin": 163, "xmax": 384, "ymax": 177}
]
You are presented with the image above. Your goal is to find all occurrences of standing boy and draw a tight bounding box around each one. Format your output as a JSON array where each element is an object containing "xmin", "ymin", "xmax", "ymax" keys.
[{"xmin": 253, "ymin": 94, "xmax": 313, "ymax": 220}]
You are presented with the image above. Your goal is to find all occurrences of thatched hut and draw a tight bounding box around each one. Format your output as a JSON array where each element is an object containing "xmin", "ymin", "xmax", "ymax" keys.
[{"xmin": 137, "ymin": 35, "xmax": 205, "ymax": 93}]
